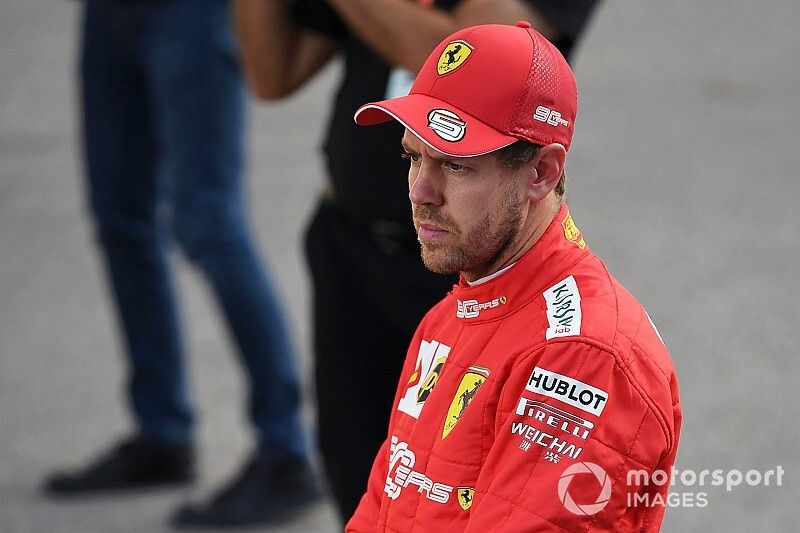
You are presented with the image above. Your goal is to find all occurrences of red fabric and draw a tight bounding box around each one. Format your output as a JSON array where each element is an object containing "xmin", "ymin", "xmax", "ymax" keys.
[{"xmin": 347, "ymin": 205, "xmax": 682, "ymax": 532}]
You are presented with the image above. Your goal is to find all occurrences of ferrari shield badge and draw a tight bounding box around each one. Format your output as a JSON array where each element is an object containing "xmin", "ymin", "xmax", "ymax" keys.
[
  {"xmin": 437, "ymin": 40, "xmax": 474, "ymax": 75},
  {"xmin": 457, "ymin": 487, "xmax": 476, "ymax": 510},
  {"xmin": 442, "ymin": 366, "xmax": 490, "ymax": 439}
]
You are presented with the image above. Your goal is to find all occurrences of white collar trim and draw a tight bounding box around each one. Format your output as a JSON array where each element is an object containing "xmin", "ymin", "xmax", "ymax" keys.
[{"xmin": 465, "ymin": 262, "xmax": 517, "ymax": 287}]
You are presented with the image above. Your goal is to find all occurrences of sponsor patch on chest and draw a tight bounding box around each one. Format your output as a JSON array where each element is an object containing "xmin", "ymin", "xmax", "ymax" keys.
[
  {"xmin": 398, "ymin": 340, "xmax": 451, "ymax": 419},
  {"xmin": 385, "ymin": 436, "xmax": 454, "ymax": 504},
  {"xmin": 456, "ymin": 296, "xmax": 506, "ymax": 319}
]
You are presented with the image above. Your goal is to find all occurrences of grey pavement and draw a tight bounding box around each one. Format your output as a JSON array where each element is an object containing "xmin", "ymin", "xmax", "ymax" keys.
[{"xmin": 1, "ymin": 1, "xmax": 798, "ymax": 531}]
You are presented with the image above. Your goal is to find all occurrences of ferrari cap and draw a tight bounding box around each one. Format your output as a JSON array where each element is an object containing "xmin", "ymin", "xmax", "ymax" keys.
[{"xmin": 354, "ymin": 21, "xmax": 578, "ymax": 157}]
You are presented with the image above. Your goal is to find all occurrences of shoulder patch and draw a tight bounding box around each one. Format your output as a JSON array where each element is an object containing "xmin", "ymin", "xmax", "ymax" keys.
[
  {"xmin": 562, "ymin": 212, "xmax": 586, "ymax": 249},
  {"xmin": 526, "ymin": 366, "xmax": 609, "ymax": 416},
  {"xmin": 544, "ymin": 275, "xmax": 582, "ymax": 340}
]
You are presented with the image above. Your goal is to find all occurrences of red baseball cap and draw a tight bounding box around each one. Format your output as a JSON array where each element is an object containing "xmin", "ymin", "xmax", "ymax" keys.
[{"xmin": 354, "ymin": 21, "xmax": 578, "ymax": 157}]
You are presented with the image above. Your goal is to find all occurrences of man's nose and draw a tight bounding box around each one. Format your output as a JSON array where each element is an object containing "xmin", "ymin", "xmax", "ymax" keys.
[{"xmin": 409, "ymin": 161, "xmax": 443, "ymax": 207}]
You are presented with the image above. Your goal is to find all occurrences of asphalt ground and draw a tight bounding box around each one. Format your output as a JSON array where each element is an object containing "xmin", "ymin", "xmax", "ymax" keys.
[{"xmin": 2, "ymin": 1, "xmax": 798, "ymax": 531}]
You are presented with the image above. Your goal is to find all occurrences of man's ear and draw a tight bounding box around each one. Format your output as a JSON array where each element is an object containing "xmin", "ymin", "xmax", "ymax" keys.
[{"xmin": 526, "ymin": 143, "xmax": 566, "ymax": 201}]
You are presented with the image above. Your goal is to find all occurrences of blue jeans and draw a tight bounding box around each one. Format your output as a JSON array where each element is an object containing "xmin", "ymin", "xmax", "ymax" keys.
[{"xmin": 81, "ymin": 0, "xmax": 308, "ymax": 460}]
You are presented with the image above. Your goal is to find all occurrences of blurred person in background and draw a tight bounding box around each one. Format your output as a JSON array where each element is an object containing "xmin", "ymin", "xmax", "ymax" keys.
[
  {"xmin": 234, "ymin": 0, "xmax": 598, "ymax": 523},
  {"xmin": 44, "ymin": 0, "xmax": 319, "ymax": 527}
]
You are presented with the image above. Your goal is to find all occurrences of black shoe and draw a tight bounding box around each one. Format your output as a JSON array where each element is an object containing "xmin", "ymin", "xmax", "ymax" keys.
[
  {"xmin": 172, "ymin": 455, "xmax": 321, "ymax": 528},
  {"xmin": 43, "ymin": 435, "xmax": 195, "ymax": 496}
]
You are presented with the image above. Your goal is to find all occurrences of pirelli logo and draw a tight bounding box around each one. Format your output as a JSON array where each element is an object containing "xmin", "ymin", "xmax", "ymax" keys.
[
  {"xmin": 515, "ymin": 397, "xmax": 594, "ymax": 440},
  {"xmin": 526, "ymin": 366, "xmax": 608, "ymax": 416}
]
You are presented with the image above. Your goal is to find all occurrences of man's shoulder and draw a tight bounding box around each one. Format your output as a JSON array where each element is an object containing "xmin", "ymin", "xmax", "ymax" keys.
[
  {"xmin": 541, "ymin": 254, "xmax": 666, "ymax": 359},
  {"xmin": 492, "ymin": 257, "xmax": 680, "ymax": 455},
  {"xmin": 529, "ymin": 255, "xmax": 679, "ymax": 433},
  {"xmin": 486, "ymin": 253, "xmax": 677, "ymax": 408}
]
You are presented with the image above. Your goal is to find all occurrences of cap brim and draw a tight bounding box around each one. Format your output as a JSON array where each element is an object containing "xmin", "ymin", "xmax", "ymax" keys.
[{"xmin": 354, "ymin": 94, "xmax": 517, "ymax": 158}]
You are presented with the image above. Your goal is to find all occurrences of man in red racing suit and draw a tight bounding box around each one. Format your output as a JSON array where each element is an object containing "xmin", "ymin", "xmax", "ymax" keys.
[{"xmin": 348, "ymin": 22, "xmax": 681, "ymax": 532}]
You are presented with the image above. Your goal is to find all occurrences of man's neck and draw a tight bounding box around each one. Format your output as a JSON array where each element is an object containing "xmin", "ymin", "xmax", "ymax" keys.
[{"xmin": 461, "ymin": 196, "xmax": 562, "ymax": 283}]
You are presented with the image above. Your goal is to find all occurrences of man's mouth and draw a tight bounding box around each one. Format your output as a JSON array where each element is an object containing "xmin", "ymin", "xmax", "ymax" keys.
[{"xmin": 415, "ymin": 221, "xmax": 450, "ymax": 243}]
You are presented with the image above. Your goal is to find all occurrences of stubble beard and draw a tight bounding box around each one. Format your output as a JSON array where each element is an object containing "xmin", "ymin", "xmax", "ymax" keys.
[{"xmin": 416, "ymin": 185, "xmax": 523, "ymax": 278}]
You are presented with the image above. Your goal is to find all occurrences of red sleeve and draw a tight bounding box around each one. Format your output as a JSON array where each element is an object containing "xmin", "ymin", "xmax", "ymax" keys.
[{"xmin": 464, "ymin": 340, "xmax": 680, "ymax": 532}]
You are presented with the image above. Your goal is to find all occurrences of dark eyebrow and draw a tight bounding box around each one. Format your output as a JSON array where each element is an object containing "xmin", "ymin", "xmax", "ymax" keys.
[
  {"xmin": 400, "ymin": 137, "xmax": 450, "ymax": 161},
  {"xmin": 401, "ymin": 136, "xmax": 469, "ymax": 163}
]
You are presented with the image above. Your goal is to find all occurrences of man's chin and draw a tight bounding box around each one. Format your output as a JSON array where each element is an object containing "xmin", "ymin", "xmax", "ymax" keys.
[{"xmin": 420, "ymin": 247, "xmax": 460, "ymax": 275}]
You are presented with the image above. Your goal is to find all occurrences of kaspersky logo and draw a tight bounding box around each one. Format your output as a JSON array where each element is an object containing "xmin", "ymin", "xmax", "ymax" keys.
[{"xmin": 456, "ymin": 296, "xmax": 507, "ymax": 319}]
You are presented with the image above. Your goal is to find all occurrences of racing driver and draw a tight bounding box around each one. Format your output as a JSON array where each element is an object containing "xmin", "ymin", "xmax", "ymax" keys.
[{"xmin": 346, "ymin": 21, "xmax": 682, "ymax": 532}]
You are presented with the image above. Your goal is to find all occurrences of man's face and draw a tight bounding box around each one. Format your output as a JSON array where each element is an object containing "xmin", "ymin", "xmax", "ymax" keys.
[{"xmin": 402, "ymin": 131, "xmax": 529, "ymax": 280}]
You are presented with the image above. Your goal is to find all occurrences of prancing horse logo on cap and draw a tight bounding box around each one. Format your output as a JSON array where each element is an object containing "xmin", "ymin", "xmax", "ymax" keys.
[
  {"xmin": 437, "ymin": 40, "xmax": 474, "ymax": 75},
  {"xmin": 428, "ymin": 109, "xmax": 467, "ymax": 142}
]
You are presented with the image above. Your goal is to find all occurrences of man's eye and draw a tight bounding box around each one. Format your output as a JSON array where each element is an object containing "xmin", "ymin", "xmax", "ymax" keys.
[
  {"xmin": 444, "ymin": 162, "xmax": 466, "ymax": 172},
  {"xmin": 401, "ymin": 152, "xmax": 421, "ymax": 163}
]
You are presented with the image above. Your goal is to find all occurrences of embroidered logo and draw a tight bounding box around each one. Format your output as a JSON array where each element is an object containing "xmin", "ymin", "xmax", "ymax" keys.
[
  {"xmin": 562, "ymin": 212, "xmax": 586, "ymax": 249},
  {"xmin": 526, "ymin": 366, "xmax": 608, "ymax": 416},
  {"xmin": 544, "ymin": 275, "xmax": 582, "ymax": 339},
  {"xmin": 385, "ymin": 436, "xmax": 454, "ymax": 504},
  {"xmin": 437, "ymin": 40, "xmax": 474, "ymax": 75},
  {"xmin": 428, "ymin": 109, "xmax": 467, "ymax": 142},
  {"xmin": 398, "ymin": 340, "xmax": 451, "ymax": 418},
  {"xmin": 456, "ymin": 296, "xmax": 506, "ymax": 319},
  {"xmin": 457, "ymin": 487, "xmax": 475, "ymax": 510},
  {"xmin": 533, "ymin": 105, "xmax": 570, "ymax": 128},
  {"xmin": 442, "ymin": 366, "xmax": 490, "ymax": 439}
]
